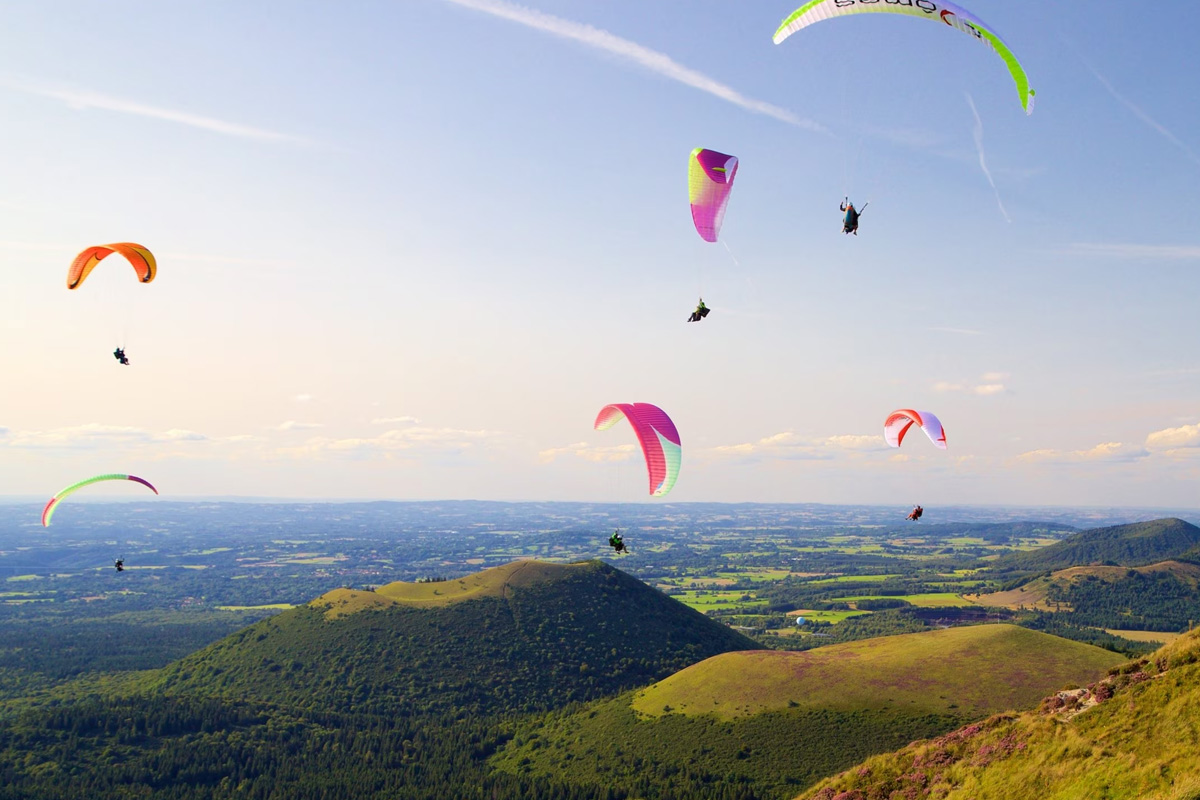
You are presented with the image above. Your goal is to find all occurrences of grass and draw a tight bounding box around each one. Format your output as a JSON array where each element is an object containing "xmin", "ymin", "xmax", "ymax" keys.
[
  {"xmin": 796, "ymin": 630, "xmax": 1200, "ymax": 800},
  {"xmin": 837, "ymin": 593, "xmax": 979, "ymax": 608},
  {"xmin": 790, "ymin": 609, "xmax": 872, "ymax": 624},
  {"xmin": 216, "ymin": 603, "xmax": 294, "ymax": 611},
  {"xmin": 631, "ymin": 625, "xmax": 1124, "ymax": 721},
  {"xmin": 1103, "ymin": 629, "xmax": 1183, "ymax": 644},
  {"xmin": 805, "ymin": 574, "xmax": 901, "ymax": 585},
  {"xmin": 673, "ymin": 590, "xmax": 767, "ymax": 611}
]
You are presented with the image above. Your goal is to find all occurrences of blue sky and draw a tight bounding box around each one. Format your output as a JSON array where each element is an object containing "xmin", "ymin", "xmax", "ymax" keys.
[{"xmin": 1, "ymin": 0, "xmax": 1199, "ymax": 507}]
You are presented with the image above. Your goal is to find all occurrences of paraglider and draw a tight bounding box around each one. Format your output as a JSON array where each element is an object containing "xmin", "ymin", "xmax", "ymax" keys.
[
  {"xmin": 688, "ymin": 298, "xmax": 710, "ymax": 323},
  {"xmin": 609, "ymin": 530, "xmax": 628, "ymax": 554},
  {"xmin": 42, "ymin": 474, "xmax": 159, "ymax": 527},
  {"xmin": 114, "ymin": 558, "xmax": 125, "ymax": 572},
  {"xmin": 67, "ymin": 243, "xmax": 156, "ymax": 290},
  {"xmin": 68, "ymin": 243, "xmax": 156, "ymax": 363},
  {"xmin": 594, "ymin": 403, "xmax": 681, "ymax": 497},
  {"xmin": 841, "ymin": 198, "xmax": 865, "ymax": 235},
  {"xmin": 773, "ymin": 0, "xmax": 1035, "ymax": 115},
  {"xmin": 907, "ymin": 505, "xmax": 924, "ymax": 522},
  {"xmin": 884, "ymin": 409, "xmax": 947, "ymax": 450},
  {"xmin": 689, "ymin": 148, "xmax": 738, "ymax": 243}
]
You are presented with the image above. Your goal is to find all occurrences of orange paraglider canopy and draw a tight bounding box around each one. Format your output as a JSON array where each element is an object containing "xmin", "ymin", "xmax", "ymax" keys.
[{"xmin": 67, "ymin": 243, "xmax": 156, "ymax": 290}]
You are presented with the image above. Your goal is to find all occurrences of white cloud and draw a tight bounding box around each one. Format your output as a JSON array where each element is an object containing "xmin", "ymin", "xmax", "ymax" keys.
[
  {"xmin": 2, "ymin": 424, "xmax": 224, "ymax": 450},
  {"xmin": 1063, "ymin": 243, "xmax": 1200, "ymax": 261},
  {"xmin": 935, "ymin": 374, "xmax": 1010, "ymax": 396},
  {"xmin": 438, "ymin": 0, "xmax": 824, "ymax": 133},
  {"xmin": 1016, "ymin": 442, "xmax": 1148, "ymax": 465},
  {"xmin": 0, "ymin": 75, "xmax": 310, "ymax": 144},
  {"xmin": 281, "ymin": 426, "xmax": 510, "ymax": 459},
  {"xmin": 538, "ymin": 442, "xmax": 636, "ymax": 464},
  {"xmin": 274, "ymin": 421, "xmax": 324, "ymax": 432},
  {"xmin": 371, "ymin": 416, "xmax": 420, "ymax": 426},
  {"xmin": 710, "ymin": 431, "xmax": 886, "ymax": 462},
  {"xmin": 1146, "ymin": 423, "xmax": 1200, "ymax": 451},
  {"xmin": 973, "ymin": 384, "xmax": 1007, "ymax": 396}
]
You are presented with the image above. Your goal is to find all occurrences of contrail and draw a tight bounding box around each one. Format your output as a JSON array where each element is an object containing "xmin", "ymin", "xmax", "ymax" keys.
[
  {"xmin": 0, "ymin": 75, "xmax": 309, "ymax": 144},
  {"xmin": 438, "ymin": 0, "xmax": 826, "ymax": 133},
  {"xmin": 1081, "ymin": 57, "xmax": 1200, "ymax": 169},
  {"xmin": 967, "ymin": 93, "xmax": 1010, "ymax": 223}
]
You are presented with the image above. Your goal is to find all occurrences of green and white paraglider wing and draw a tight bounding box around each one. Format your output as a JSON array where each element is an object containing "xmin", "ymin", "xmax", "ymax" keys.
[{"xmin": 774, "ymin": 0, "xmax": 1034, "ymax": 115}]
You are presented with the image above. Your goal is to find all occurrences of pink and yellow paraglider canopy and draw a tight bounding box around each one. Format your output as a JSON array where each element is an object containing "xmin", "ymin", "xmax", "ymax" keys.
[
  {"xmin": 595, "ymin": 403, "xmax": 682, "ymax": 497},
  {"xmin": 688, "ymin": 148, "xmax": 738, "ymax": 243}
]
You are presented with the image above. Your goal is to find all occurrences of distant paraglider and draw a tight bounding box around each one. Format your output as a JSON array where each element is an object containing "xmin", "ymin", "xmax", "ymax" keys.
[
  {"xmin": 688, "ymin": 299, "xmax": 710, "ymax": 323},
  {"xmin": 907, "ymin": 505, "xmax": 924, "ymax": 522},
  {"xmin": 773, "ymin": 0, "xmax": 1035, "ymax": 115},
  {"xmin": 884, "ymin": 410, "xmax": 947, "ymax": 450},
  {"xmin": 609, "ymin": 530, "xmax": 628, "ymax": 554},
  {"xmin": 42, "ymin": 474, "xmax": 159, "ymax": 527},
  {"xmin": 594, "ymin": 403, "xmax": 681, "ymax": 497},
  {"xmin": 114, "ymin": 558, "xmax": 125, "ymax": 572}
]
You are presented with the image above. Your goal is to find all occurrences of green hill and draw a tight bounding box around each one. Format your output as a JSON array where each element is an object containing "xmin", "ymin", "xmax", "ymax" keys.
[
  {"xmin": 492, "ymin": 625, "xmax": 1123, "ymax": 799},
  {"xmin": 794, "ymin": 629, "xmax": 1200, "ymax": 800},
  {"xmin": 988, "ymin": 518, "xmax": 1200, "ymax": 576},
  {"xmin": 148, "ymin": 559, "xmax": 756, "ymax": 716}
]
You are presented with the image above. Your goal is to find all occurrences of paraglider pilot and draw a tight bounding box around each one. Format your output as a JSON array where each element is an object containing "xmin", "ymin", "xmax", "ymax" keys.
[
  {"xmin": 114, "ymin": 558, "xmax": 125, "ymax": 572},
  {"xmin": 907, "ymin": 505, "xmax": 923, "ymax": 522},
  {"xmin": 609, "ymin": 530, "xmax": 627, "ymax": 554},
  {"xmin": 113, "ymin": 347, "xmax": 129, "ymax": 366},
  {"xmin": 688, "ymin": 298, "xmax": 710, "ymax": 323},
  {"xmin": 841, "ymin": 198, "xmax": 865, "ymax": 235}
]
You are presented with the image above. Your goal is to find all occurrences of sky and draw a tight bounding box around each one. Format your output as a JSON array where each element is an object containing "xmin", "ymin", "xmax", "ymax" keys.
[{"xmin": 1, "ymin": 0, "xmax": 1199, "ymax": 507}]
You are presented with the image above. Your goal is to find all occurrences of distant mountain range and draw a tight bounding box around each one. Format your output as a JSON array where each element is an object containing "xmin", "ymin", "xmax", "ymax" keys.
[{"xmin": 987, "ymin": 518, "xmax": 1200, "ymax": 575}]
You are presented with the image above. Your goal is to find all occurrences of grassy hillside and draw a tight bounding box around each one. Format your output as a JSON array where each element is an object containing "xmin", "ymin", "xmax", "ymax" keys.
[
  {"xmin": 794, "ymin": 629, "xmax": 1200, "ymax": 800},
  {"xmin": 976, "ymin": 560, "xmax": 1200, "ymax": 634},
  {"xmin": 974, "ymin": 560, "xmax": 1200, "ymax": 610},
  {"xmin": 493, "ymin": 625, "xmax": 1123, "ymax": 799},
  {"xmin": 631, "ymin": 625, "xmax": 1123, "ymax": 721},
  {"xmin": 988, "ymin": 518, "xmax": 1200, "ymax": 575},
  {"xmin": 148, "ymin": 559, "xmax": 756, "ymax": 716}
]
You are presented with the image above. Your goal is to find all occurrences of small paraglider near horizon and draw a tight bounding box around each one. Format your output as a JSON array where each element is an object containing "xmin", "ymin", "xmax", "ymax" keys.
[
  {"xmin": 609, "ymin": 530, "xmax": 628, "ymax": 554},
  {"xmin": 689, "ymin": 149, "xmax": 738, "ymax": 243},
  {"xmin": 114, "ymin": 558, "xmax": 125, "ymax": 572},
  {"xmin": 113, "ymin": 347, "xmax": 129, "ymax": 366},
  {"xmin": 595, "ymin": 403, "xmax": 681, "ymax": 497},
  {"xmin": 773, "ymin": 0, "xmax": 1035, "ymax": 115},
  {"xmin": 42, "ymin": 474, "xmax": 159, "ymax": 527},
  {"xmin": 841, "ymin": 198, "xmax": 865, "ymax": 235},
  {"xmin": 688, "ymin": 298, "xmax": 710, "ymax": 323},
  {"xmin": 907, "ymin": 505, "xmax": 924, "ymax": 522},
  {"xmin": 884, "ymin": 409, "xmax": 947, "ymax": 450}
]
